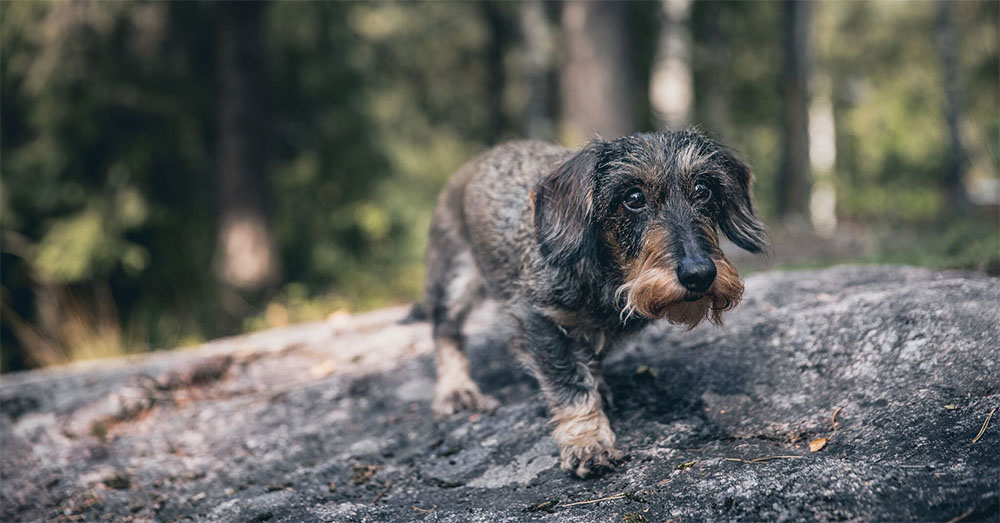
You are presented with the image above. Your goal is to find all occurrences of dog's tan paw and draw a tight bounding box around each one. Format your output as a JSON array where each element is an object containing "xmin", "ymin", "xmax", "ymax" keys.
[
  {"xmin": 432, "ymin": 385, "xmax": 499, "ymax": 418},
  {"xmin": 552, "ymin": 402, "xmax": 622, "ymax": 477},
  {"xmin": 557, "ymin": 437, "xmax": 623, "ymax": 478}
]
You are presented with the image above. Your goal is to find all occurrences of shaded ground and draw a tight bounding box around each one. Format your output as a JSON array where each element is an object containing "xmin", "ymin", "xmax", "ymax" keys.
[{"xmin": 1, "ymin": 265, "xmax": 998, "ymax": 522}]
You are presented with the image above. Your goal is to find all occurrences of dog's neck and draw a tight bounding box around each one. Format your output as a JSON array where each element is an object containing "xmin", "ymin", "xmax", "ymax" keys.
[{"xmin": 539, "ymin": 250, "xmax": 652, "ymax": 337}]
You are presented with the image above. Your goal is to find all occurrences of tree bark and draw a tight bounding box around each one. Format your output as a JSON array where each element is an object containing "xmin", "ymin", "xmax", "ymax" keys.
[
  {"xmin": 699, "ymin": 4, "xmax": 731, "ymax": 140},
  {"xmin": 776, "ymin": 0, "xmax": 812, "ymax": 220},
  {"xmin": 935, "ymin": 0, "xmax": 969, "ymax": 210},
  {"xmin": 559, "ymin": 1, "xmax": 635, "ymax": 145},
  {"xmin": 808, "ymin": 77, "xmax": 838, "ymax": 236},
  {"xmin": 518, "ymin": 0, "xmax": 555, "ymax": 141},
  {"xmin": 650, "ymin": 0, "xmax": 693, "ymax": 131},
  {"xmin": 216, "ymin": 2, "xmax": 279, "ymax": 295},
  {"xmin": 482, "ymin": 1, "xmax": 510, "ymax": 144}
]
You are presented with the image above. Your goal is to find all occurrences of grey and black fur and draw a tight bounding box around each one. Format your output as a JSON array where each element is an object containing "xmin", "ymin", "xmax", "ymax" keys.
[{"xmin": 423, "ymin": 130, "xmax": 767, "ymax": 477}]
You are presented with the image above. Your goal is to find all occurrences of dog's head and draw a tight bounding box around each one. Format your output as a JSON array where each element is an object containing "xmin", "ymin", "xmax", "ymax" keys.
[{"xmin": 534, "ymin": 130, "xmax": 767, "ymax": 328}]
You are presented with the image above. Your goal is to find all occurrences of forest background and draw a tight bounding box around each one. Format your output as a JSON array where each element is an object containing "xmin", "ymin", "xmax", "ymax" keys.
[{"xmin": 1, "ymin": 0, "xmax": 997, "ymax": 371}]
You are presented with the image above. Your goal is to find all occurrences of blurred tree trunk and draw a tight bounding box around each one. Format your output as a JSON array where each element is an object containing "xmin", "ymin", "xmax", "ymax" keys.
[
  {"xmin": 559, "ymin": 1, "xmax": 635, "ymax": 144},
  {"xmin": 808, "ymin": 77, "xmax": 838, "ymax": 237},
  {"xmin": 216, "ymin": 2, "xmax": 280, "ymax": 300},
  {"xmin": 776, "ymin": 0, "xmax": 812, "ymax": 220},
  {"xmin": 935, "ymin": 0, "xmax": 970, "ymax": 210},
  {"xmin": 482, "ymin": 1, "xmax": 510, "ymax": 144},
  {"xmin": 699, "ymin": 5, "xmax": 731, "ymax": 140},
  {"xmin": 518, "ymin": 0, "xmax": 555, "ymax": 141},
  {"xmin": 650, "ymin": 0, "xmax": 693, "ymax": 131}
]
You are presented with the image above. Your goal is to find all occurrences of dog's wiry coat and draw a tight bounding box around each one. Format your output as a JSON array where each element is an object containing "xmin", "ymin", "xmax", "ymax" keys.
[{"xmin": 424, "ymin": 131, "xmax": 766, "ymax": 477}]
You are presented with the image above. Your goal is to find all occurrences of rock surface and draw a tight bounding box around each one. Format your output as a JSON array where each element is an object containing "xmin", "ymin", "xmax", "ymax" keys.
[{"xmin": 2, "ymin": 265, "xmax": 998, "ymax": 522}]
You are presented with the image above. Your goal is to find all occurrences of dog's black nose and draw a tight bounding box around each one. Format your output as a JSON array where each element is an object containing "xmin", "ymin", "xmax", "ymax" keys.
[{"xmin": 677, "ymin": 257, "xmax": 717, "ymax": 293}]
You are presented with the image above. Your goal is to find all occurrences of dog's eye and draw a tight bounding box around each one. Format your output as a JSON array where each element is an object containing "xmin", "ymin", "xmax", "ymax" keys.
[
  {"xmin": 623, "ymin": 188, "xmax": 647, "ymax": 211},
  {"xmin": 693, "ymin": 183, "xmax": 712, "ymax": 202}
]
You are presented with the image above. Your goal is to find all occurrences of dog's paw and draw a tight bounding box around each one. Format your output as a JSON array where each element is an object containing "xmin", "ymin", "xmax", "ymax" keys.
[
  {"xmin": 552, "ymin": 409, "xmax": 623, "ymax": 477},
  {"xmin": 557, "ymin": 438, "xmax": 623, "ymax": 478},
  {"xmin": 432, "ymin": 385, "xmax": 499, "ymax": 418}
]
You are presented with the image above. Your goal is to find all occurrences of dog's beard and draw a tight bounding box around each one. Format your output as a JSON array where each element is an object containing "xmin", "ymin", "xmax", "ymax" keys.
[{"xmin": 615, "ymin": 253, "xmax": 744, "ymax": 329}]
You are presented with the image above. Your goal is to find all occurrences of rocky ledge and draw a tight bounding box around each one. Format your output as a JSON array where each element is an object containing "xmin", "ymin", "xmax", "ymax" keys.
[{"xmin": 1, "ymin": 265, "xmax": 998, "ymax": 522}]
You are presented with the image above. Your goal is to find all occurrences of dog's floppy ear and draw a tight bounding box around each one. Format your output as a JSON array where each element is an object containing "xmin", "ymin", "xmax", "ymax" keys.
[
  {"xmin": 534, "ymin": 142, "xmax": 602, "ymax": 266},
  {"xmin": 717, "ymin": 149, "xmax": 768, "ymax": 253}
]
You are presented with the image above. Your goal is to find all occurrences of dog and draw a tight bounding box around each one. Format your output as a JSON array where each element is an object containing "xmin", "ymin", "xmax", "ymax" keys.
[{"xmin": 422, "ymin": 130, "xmax": 767, "ymax": 477}]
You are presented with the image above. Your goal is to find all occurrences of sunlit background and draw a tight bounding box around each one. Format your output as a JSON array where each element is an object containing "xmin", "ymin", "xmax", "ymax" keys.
[{"xmin": 1, "ymin": 1, "xmax": 997, "ymax": 372}]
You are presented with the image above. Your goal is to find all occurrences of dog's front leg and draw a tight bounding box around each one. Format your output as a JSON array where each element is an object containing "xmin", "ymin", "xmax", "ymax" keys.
[
  {"xmin": 588, "ymin": 358, "xmax": 615, "ymax": 411},
  {"xmin": 515, "ymin": 312, "xmax": 623, "ymax": 477}
]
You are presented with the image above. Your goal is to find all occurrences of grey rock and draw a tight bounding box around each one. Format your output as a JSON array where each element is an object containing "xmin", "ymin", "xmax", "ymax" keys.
[{"xmin": 1, "ymin": 266, "xmax": 998, "ymax": 522}]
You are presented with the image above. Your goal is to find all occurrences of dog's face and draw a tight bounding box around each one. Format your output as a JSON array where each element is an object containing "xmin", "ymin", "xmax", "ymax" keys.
[{"xmin": 534, "ymin": 131, "xmax": 767, "ymax": 328}]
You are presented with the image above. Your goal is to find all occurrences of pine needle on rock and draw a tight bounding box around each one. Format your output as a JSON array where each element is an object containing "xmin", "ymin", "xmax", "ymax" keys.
[
  {"xmin": 724, "ymin": 455, "xmax": 804, "ymax": 464},
  {"xmin": 971, "ymin": 407, "xmax": 996, "ymax": 443}
]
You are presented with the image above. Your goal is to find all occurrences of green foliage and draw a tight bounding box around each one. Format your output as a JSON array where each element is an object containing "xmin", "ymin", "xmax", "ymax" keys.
[
  {"xmin": 816, "ymin": 1, "xmax": 998, "ymax": 220},
  {"xmin": 265, "ymin": 2, "xmax": 497, "ymax": 310},
  {"xmin": 1, "ymin": 1, "xmax": 997, "ymax": 371},
  {"xmin": 1, "ymin": 2, "xmax": 222, "ymax": 369},
  {"xmin": 858, "ymin": 219, "xmax": 1000, "ymax": 273},
  {"xmin": 0, "ymin": 2, "xmax": 501, "ymax": 369}
]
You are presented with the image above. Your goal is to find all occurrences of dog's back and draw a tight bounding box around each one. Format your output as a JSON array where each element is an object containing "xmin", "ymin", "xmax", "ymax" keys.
[{"xmin": 428, "ymin": 140, "xmax": 569, "ymax": 302}]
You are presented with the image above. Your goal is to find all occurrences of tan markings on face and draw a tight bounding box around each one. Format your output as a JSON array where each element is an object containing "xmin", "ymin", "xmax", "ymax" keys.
[
  {"xmin": 706, "ymin": 255, "xmax": 744, "ymax": 324},
  {"xmin": 615, "ymin": 225, "xmax": 744, "ymax": 328}
]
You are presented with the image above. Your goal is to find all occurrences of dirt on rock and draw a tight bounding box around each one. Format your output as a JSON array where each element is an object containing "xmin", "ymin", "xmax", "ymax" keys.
[{"xmin": 1, "ymin": 265, "xmax": 998, "ymax": 522}]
